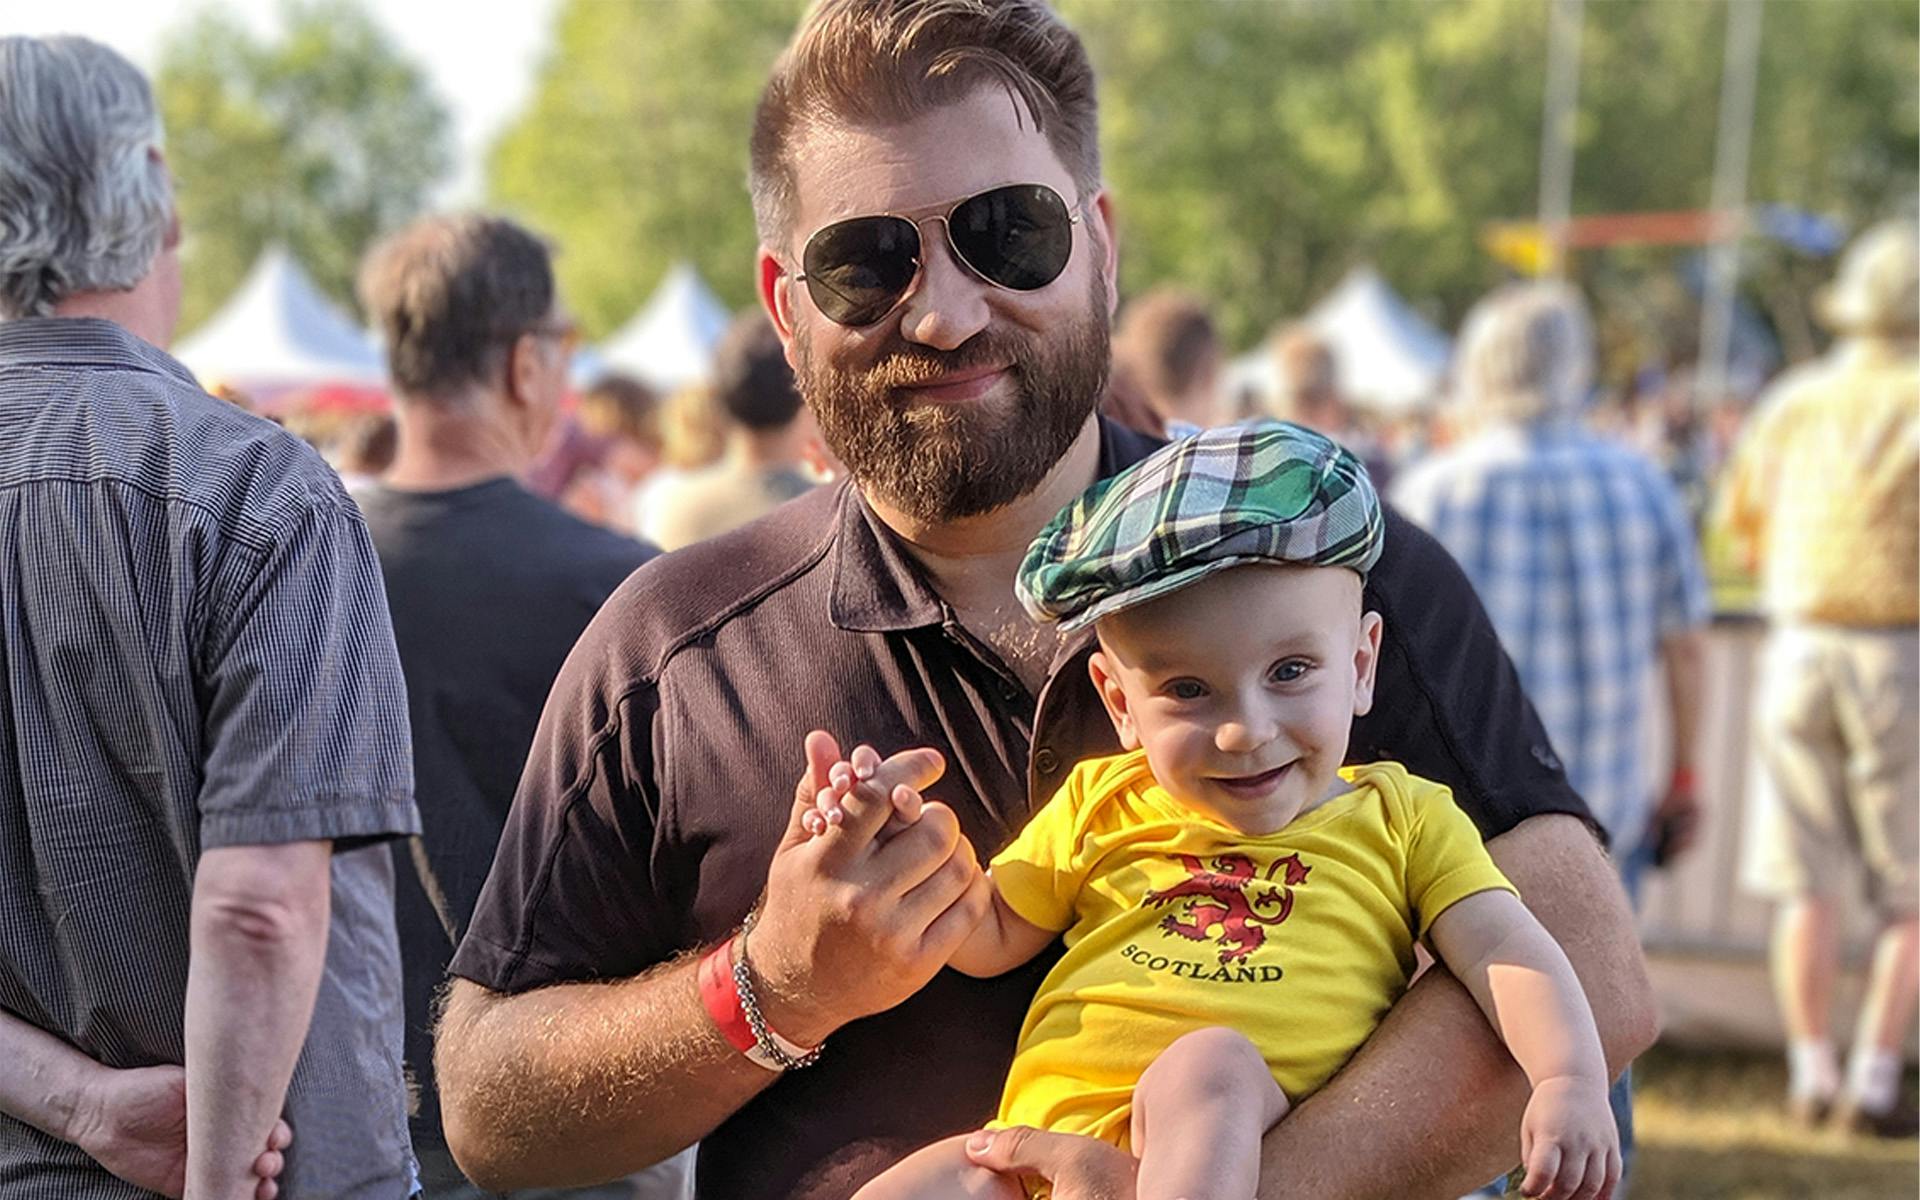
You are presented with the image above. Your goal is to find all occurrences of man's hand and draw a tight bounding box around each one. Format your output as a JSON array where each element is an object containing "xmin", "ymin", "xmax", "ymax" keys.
[
  {"xmin": 1646, "ymin": 771, "xmax": 1701, "ymax": 865},
  {"xmin": 69, "ymin": 1064, "xmax": 291, "ymax": 1200},
  {"xmin": 748, "ymin": 731, "xmax": 993, "ymax": 1045},
  {"xmin": 1517, "ymin": 1076, "xmax": 1619, "ymax": 1200},
  {"xmin": 964, "ymin": 1127, "xmax": 1138, "ymax": 1200}
]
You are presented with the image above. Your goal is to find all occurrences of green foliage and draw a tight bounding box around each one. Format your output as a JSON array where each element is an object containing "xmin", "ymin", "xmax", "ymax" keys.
[
  {"xmin": 157, "ymin": 0, "xmax": 451, "ymax": 336},
  {"xmin": 487, "ymin": 0, "xmax": 803, "ymax": 338},
  {"xmin": 482, "ymin": 0, "xmax": 1915, "ymax": 355},
  {"xmin": 1062, "ymin": 0, "xmax": 1918, "ymax": 350}
]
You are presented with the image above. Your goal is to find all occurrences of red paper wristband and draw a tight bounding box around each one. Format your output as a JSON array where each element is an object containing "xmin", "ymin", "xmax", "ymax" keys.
[
  {"xmin": 1671, "ymin": 765, "xmax": 1697, "ymax": 794},
  {"xmin": 698, "ymin": 938, "xmax": 757, "ymax": 1055}
]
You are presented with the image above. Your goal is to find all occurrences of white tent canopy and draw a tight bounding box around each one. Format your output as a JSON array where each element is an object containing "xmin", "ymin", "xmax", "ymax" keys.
[
  {"xmin": 1226, "ymin": 265, "xmax": 1452, "ymax": 416},
  {"xmin": 173, "ymin": 246, "xmax": 385, "ymax": 390},
  {"xmin": 592, "ymin": 262, "xmax": 733, "ymax": 393}
]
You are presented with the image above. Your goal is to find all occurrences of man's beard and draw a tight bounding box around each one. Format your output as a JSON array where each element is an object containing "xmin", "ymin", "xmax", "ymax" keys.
[{"xmin": 794, "ymin": 275, "xmax": 1110, "ymax": 524}]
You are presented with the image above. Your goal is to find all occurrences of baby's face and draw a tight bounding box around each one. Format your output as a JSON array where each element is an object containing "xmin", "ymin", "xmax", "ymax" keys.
[{"xmin": 1089, "ymin": 563, "xmax": 1382, "ymax": 835}]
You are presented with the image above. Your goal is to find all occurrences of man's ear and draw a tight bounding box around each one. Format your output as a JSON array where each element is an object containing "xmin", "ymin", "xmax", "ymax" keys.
[
  {"xmin": 504, "ymin": 332, "xmax": 542, "ymax": 410},
  {"xmin": 1089, "ymin": 189, "xmax": 1119, "ymax": 316},
  {"xmin": 1351, "ymin": 609, "xmax": 1384, "ymax": 717},
  {"xmin": 1088, "ymin": 648, "xmax": 1139, "ymax": 751},
  {"xmin": 758, "ymin": 249, "xmax": 798, "ymax": 351}
]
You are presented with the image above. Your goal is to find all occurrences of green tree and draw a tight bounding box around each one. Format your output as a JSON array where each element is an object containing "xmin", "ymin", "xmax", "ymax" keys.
[
  {"xmin": 488, "ymin": 0, "xmax": 802, "ymax": 338},
  {"xmin": 484, "ymin": 0, "xmax": 1914, "ymax": 357},
  {"xmin": 1062, "ymin": 0, "xmax": 1917, "ymax": 351},
  {"xmin": 157, "ymin": 0, "xmax": 452, "ymax": 335}
]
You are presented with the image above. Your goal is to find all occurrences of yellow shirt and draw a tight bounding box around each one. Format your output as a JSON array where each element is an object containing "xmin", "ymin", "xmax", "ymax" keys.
[
  {"xmin": 1716, "ymin": 339, "xmax": 1919, "ymax": 627},
  {"xmin": 990, "ymin": 750, "xmax": 1515, "ymax": 1147}
]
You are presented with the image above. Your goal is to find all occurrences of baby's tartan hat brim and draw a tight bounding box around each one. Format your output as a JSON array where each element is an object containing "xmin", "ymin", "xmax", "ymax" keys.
[{"xmin": 1016, "ymin": 419, "xmax": 1384, "ymax": 632}]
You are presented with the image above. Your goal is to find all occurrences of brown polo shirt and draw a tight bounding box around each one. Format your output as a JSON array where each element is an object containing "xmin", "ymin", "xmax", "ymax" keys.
[{"xmin": 453, "ymin": 418, "xmax": 1592, "ymax": 1200}]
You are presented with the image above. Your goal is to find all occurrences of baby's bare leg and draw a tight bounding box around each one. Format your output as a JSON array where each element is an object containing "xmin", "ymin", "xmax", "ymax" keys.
[
  {"xmin": 1130, "ymin": 1027, "xmax": 1289, "ymax": 1200},
  {"xmin": 850, "ymin": 1133, "xmax": 1032, "ymax": 1200}
]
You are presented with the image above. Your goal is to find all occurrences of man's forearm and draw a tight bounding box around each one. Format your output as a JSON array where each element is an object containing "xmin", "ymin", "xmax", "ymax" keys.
[
  {"xmin": 0, "ymin": 1007, "xmax": 101, "ymax": 1145},
  {"xmin": 1662, "ymin": 629, "xmax": 1706, "ymax": 775},
  {"xmin": 435, "ymin": 960, "xmax": 780, "ymax": 1191},
  {"xmin": 185, "ymin": 843, "xmax": 331, "ymax": 1200},
  {"xmin": 1255, "ymin": 814, "xmax": 1656, "ymax": 1199}
]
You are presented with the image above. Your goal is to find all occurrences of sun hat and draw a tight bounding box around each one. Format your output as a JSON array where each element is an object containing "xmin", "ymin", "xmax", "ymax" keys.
[{"xmin": 1017, "ymin": 419, "xmax": 1384, "ymax": 633}]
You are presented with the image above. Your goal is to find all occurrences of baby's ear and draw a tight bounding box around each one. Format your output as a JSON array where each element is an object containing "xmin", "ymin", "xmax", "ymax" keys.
[
  {"xmin": 1087, "ymin": 649, "xmax": 1140, "ymax": 750},
  {"xmin": 1351, "ymin": 610, "xmax": 1384, "ymax": 717}
]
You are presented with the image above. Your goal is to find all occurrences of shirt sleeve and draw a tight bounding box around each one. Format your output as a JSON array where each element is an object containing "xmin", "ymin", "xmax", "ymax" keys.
[
  {"xmin": 1390, "ymin": 770, "xmax": 1519, "ymax": 939},
  {"xmin": 989, "ymin": 765, "xmax": 1099, "ymax": 934},
  {"xmin": 196, "ymin": 496, "xmax": 418, "ymax": 849},
  {"xmin": 450, "ymin": 604, "xmax": 679, "ymax": 994},
  {"xmin": 1351, "ymin": 507, "xmax": 1600, "ymax": 844}
]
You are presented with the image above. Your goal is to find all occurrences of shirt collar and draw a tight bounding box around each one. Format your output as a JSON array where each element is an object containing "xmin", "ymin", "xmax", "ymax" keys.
[
  {"xmin": 0, "ymin": 316, "xmax": 201, "ymax": 390},
  {"xmin": 827, "ymin": 415, "xmax": 1165, "ymax": 634}
]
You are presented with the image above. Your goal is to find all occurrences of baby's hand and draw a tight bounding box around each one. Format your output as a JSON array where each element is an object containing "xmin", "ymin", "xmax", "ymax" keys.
[
  {"xmin": 800, "ymin": 746, "xmax": 925, "ymax": 838},
  {"xmin": 1518, "ymin": 1076, "xmax": 1619, "ymax": 1200}
]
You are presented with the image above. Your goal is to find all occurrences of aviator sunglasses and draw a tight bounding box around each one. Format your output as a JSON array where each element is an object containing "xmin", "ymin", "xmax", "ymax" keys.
[{"xmin": 794, "ymin": 183, "xmax": 1081, "ymax": 327}]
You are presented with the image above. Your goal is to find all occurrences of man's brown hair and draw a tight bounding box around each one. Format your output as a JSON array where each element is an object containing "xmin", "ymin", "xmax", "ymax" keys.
[
  {"xmin": 358, "ymin": 213, "xmax": 556, "ymax": 402},
  {"xmin": 749, "ymin": 0, "xmax": 1100, "ymax": 250},
  {"xmin": 1116, "ymin": 287, "xmax": 1219, "ymax": 403}
]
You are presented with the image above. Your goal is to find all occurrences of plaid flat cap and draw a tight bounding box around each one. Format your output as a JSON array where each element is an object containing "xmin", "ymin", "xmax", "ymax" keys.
[{"xmin": 1018, "ymin": 419, "xmax": 1384, "ymax": 632}]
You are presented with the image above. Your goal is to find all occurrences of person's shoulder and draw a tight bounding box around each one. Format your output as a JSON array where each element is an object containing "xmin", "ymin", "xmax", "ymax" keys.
[
  {"xmin": 491, "ymin": 481, "xmax": 659, "ymax": 571},
  {"xmin": 592, "ymin": 480, "xmax": 845, "ymax": 679},
  {"xmin": 163, "ymin": 386, "xmax": 365, "ymax": 546},
  {"xmin": 1370, "ymin": 504, "xmax": 1475, "ymax": 605}
]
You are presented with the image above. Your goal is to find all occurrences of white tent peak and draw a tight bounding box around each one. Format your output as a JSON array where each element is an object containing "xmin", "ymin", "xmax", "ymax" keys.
[
  {"xmin": 1223, "ymin": 265, "xmax": 1451, "ymax": 416},
  {"xmin": 1302, "ymin": 265, "xmax": 1451, "ymax": 413},
  {"xmin": 173, "ymin": 245, "xmax": 385, "ymax": 389},
  {"xmin": 592, "ymin": 262, "xmax": 733, "ymax": 393}
]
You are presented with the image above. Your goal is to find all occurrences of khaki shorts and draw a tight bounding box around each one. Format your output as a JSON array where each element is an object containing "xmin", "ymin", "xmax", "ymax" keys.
[{"xmin": 1742, "ymin": 625, "xmax": 1919, "ymax": 917}]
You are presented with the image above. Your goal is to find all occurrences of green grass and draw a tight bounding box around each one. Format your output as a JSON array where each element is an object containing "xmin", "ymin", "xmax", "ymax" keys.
[{"xmin": 1630, "ymin": 1043, "xmax": 1919, "ymax": 1200}]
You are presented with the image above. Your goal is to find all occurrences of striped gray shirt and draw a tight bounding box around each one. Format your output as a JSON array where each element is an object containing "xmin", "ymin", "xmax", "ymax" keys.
[{"xmin": 0, "ymin": 318, "xmax": 419, "ymax": 1197}]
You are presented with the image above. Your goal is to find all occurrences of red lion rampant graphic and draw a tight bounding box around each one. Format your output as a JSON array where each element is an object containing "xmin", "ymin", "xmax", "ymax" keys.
[{"xmin": 1142, "ymin": 853, "xmax": 1309, "ymax": 964}]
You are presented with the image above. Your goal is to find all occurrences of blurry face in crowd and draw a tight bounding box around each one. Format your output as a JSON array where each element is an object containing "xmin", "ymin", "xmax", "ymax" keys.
[{"xmin": 763, "ymin": 86, "xmax": 1119, "ymax": 524}]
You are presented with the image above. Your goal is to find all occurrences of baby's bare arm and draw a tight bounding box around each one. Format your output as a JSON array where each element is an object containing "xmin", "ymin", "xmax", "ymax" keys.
[
  {"xmin": 948, "ymin": 884, "xmax": 1055, "ymax": 978},
  {"xmin": 1427, "ymin": 890, "xmax": 1607, "ymax": 1092},
  {"xmin": 1428, "ymin": 889, "xmax": 1618, "ymax": 1200}
]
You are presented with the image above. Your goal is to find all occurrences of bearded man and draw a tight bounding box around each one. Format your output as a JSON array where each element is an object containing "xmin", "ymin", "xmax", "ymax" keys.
[{"xmin": 433, "ymin": 3, "xmax": 1657, "ymax": 1198}]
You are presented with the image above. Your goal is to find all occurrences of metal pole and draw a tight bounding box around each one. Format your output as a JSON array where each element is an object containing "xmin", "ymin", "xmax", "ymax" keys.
[
  {"xmin": 1538, "ymin": 0, "xmax": 1585, "ymax": 278},
  {"xmin": 1695, "ymin": 0, "xmax": 1764, "ymax": 413}
]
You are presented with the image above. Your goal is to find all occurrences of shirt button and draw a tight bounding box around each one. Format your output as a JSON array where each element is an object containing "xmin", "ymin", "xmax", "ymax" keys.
[
  {"xmin": 1000, "ymin": 683, "xmax": 1022, "ymax": 703},
  {"xmin": 1034, "ymin": 748, "xmax": 1060, "ymax": 775}
]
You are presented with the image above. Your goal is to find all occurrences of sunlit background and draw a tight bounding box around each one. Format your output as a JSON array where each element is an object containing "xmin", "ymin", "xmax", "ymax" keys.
[{"xmin": 12, "ymin": 2, "xmax": 1918, "ymax": 1196}]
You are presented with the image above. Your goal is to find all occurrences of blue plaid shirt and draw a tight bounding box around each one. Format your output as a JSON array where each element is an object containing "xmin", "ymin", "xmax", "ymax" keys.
[{"xmin": 1393, "ymin": 422, "xmax": 1710, "ymax": 852}]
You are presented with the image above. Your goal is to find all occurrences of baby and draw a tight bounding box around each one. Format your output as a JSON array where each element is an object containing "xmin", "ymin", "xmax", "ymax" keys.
[{"xmin": 805, "ymin": 421, "xmax": 1619, "ymax": 1200}]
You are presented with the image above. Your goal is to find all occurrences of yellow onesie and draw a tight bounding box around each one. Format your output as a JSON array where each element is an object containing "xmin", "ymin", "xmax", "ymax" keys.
[{"xmin": 989, "ymin": 748, "xmax": 1516, "ymax": 1148}]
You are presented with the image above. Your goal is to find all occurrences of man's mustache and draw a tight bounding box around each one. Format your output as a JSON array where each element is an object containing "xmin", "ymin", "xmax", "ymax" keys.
[{"xmin": 860, "ymin": 329, "xmax": 1029, "ymax": 393}]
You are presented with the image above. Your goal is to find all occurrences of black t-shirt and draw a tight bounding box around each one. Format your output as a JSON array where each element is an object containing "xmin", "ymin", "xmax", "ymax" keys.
[
  {"xmin": 452, "ymin": 420, "xmax": 1593, "ymax": 1200},
  {"xmin": 357, "ymin": 477, "xmax": 654, "ymax": 1146}
]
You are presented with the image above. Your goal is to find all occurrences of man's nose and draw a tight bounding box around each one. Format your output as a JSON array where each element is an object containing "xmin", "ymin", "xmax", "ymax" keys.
[{"xmin": 895, "ymin": 220, "xmax": 991, "ymax": 351}]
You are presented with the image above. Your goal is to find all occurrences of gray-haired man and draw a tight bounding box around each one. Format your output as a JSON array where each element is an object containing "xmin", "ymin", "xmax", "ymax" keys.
[{"xmin": 0, "ymin": 35, "xmax": 419, "ymax": 1199}]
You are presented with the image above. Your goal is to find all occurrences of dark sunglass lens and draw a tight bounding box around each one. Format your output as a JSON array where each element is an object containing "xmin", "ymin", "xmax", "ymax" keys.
[
  {"xmin": 802, "ymin": 216, "xmax": 920, "ymax": 325},
  {"xmin": 948, "ymin": 185, "xmax": 1073, "ymax": 291}
]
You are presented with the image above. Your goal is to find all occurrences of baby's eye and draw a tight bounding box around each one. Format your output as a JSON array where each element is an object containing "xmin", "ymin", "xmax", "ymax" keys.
[
  {"xmin": 1269, "ymin": 659, "xmax": 1311, "ymax": 684},
  {"xmin": 1165, "ymin": 679, "xmax": 1209, "ymax": 701}
]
